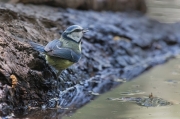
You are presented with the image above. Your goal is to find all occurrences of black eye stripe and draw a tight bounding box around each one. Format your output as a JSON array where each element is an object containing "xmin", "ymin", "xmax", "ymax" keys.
[{"xmin": 73, "ymin": 29, "xmax": 83, "ymax": 32}]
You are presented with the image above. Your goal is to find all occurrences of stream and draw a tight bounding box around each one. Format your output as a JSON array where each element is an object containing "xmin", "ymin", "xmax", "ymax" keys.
[{"xmin": 63, "ymin": 57, "xmax": 180, "ymax": 119}]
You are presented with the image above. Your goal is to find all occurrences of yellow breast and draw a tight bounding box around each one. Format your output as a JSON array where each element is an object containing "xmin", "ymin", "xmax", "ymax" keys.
[{"xmin": 45, "ymin": 55, "xmax": 74, "ymax": 71}]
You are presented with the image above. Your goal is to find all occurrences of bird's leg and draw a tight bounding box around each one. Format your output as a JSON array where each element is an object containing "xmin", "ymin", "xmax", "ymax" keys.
[
  {"xmin": 56, "ymin": 70, "xmax": 63, "ymax": 78},
  {"xmin": 49, "ymin": 65, "xmax": 63, "ymax": 79},
  {"xmin": 49, "ymin": 66, "xmax": 59, "ymax": 79}
]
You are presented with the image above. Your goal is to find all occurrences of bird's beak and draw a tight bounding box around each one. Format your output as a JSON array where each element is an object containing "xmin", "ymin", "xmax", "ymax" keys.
[{"xmin": 82, "ymin": 29, "xmax": 89, "ymax": 33}]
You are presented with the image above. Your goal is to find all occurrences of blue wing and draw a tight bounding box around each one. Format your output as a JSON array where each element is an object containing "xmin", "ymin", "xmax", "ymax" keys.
[{"xmin": 44, "ymin": 39, "xmax": 81, "ymax": 62}]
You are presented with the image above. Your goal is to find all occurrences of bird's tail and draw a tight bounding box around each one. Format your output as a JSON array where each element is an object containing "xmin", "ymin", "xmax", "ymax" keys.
[{"xmin": 29, "ymin": 41, "xmax": 45, "ymax": 53}]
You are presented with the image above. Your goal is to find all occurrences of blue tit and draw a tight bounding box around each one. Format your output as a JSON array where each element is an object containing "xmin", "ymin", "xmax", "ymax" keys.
[{"xmin": 30, "ymin": 25, "xmax": 87, "ymax": 77}]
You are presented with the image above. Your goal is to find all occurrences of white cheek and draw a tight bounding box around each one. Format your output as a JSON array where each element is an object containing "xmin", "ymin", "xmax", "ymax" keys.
[
  {"xmin": 73, "ymin": 32, "xmax": 79, "ymax": 38},
  {"xmin": 67, "ymin": 32, "xmax": 83, "ymax": 42},
  {"xmin": 79, "ymin": 32, "xmax": 83, "ymax": 38}
]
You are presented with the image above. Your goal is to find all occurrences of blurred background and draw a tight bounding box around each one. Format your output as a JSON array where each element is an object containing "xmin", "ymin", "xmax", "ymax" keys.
[{"xmin": 2, "ymin": 0, "xmax": 180, "ymax": 23}]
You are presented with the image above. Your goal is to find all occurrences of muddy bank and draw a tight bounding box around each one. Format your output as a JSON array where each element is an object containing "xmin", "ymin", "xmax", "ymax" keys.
[{"xmin": 0, "ymin": 3, "xmax": 180, "ymax": 118}]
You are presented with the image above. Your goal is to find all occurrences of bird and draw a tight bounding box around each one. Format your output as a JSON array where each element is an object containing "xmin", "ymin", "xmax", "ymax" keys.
[{"xmin": 30, "ymin": 25, "xmax": 87, "ymax": 77}]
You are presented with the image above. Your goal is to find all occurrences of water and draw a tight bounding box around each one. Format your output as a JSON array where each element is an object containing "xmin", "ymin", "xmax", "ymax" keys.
[{"xmin": 63, "ymin": 57, "xmax": 180, "ymax": 119}]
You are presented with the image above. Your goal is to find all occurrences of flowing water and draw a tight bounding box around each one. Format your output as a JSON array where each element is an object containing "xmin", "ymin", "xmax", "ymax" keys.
[{"xmin": 63, "ymin": 57, "xmax": 180, "ymax": 119}]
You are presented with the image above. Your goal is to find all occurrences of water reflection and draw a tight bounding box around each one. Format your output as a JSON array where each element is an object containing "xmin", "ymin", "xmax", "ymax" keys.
[{"xmin": 63, "ymin": 58, "xmax": 180, "ymax": 119}]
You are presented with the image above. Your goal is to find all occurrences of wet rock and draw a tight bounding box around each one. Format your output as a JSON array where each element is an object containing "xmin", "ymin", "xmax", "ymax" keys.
[{"xmin": 107, "ymin": 96, "xmax": 172, "ymax": 107}]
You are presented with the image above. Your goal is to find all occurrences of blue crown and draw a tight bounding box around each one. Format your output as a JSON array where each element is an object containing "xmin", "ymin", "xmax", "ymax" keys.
[{"xmin": 64, "ymin": 25, "xmax": 83, "ymax": 33}]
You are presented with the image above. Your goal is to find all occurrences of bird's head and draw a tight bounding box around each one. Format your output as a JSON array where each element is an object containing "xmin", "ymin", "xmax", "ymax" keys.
[{"xmin": 62, "ymin": 25, "xmax": 87, "ymax": 43}]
